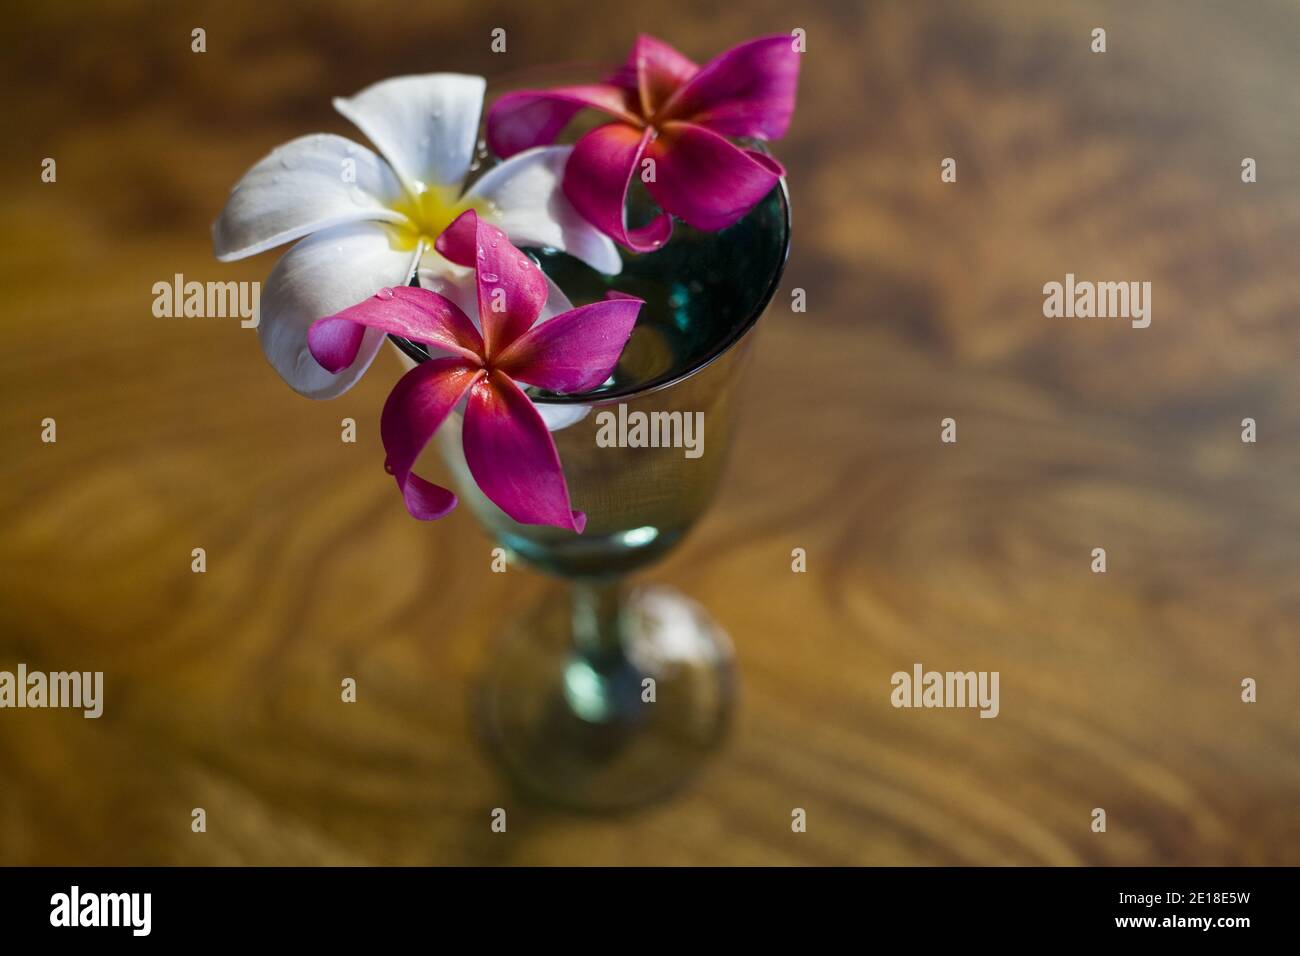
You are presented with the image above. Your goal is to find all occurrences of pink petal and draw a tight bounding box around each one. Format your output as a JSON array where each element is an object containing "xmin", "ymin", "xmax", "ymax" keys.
[
  {"xmin": 307, "ymin": 286, "xmax": 483, "ymax": 373},
  {"xmin": 396, "ymin": 474, "xmax": 458, "ymax": 521},
  {"xmin": 430, "ymin": 207, "xmax": 479, "ymax": 266},
  {"xmin": 659, "ymin": 34, "xmax": 800, "ymax": 140},
  {"xmin": 495, "ymin": 296, "xmax": 644, "ymax": 392},
  {"xmin": 462, "ymin": 373, "xmax": 586, "ymax": 533},
  {"xmin": 611, "ymin": 34, "xmax": 699, "ymax": 117},
  {"xmin": 434, "ymin": 210, "xmax": 549, "ymax": 359},
  {"xmin": 644, "ymin": 121, "xmax": 784, "ymax": 232},
  {"xmin": 486, "ymin": 85, "xmax": 640, "ymax": 158},
  {"xmin": 380, "ymin": 358, "xmax": 483, "ymax": 520},
  {"xmin": 562, "ymin": 124, "xmax": 673, "ymax": 253}
]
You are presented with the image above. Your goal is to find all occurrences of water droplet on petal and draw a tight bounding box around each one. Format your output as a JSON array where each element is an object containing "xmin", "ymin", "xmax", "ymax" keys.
[
  {"xmin": 477, "ymin": 246, "xmax": 486, "ymax": 259},
  {"xmin": 375, "ymin": 288, "xmax": 395, "ymax": 300},
  {"xmin": 345, "ymin": 143, "xmax": 358, "ymax": 156},
  {"xmin": 348, "ymin": 186, "xmax": 368, "ymax": 205},
  {"xmin": 481, "ymin": 272, "xmax": 499, "ymax": 283},
  {"xmin": 271, "ymin": 174, "xmax": 280, "ymax": 185}
]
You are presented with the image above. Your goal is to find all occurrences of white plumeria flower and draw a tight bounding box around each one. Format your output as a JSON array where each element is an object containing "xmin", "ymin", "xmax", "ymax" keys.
[{"xmin": 213, "ymin": 73, "xmax": 621, "ymax": 400}]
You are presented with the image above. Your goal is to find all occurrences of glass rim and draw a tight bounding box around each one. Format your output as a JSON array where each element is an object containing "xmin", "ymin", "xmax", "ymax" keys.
[{"xmin": 389, "ymin": 178, "xmax": 791, "ymax": 405}]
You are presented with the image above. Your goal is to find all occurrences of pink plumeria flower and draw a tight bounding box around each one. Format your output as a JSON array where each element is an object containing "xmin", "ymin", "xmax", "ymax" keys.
[
  {"xmin": 306, "ymin": 211, "xmax": 643, "ymax": 531},
  {"xmin": 213, "ymin": 74, "xmax": 622, "ymax": 400},
  {"xmin": 487, "ymin": 34, "xmax": 799, "ymax": 252}
]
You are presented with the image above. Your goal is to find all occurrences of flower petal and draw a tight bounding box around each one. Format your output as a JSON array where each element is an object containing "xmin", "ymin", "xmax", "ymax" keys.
[
  {"xmin": 533, "ymin": 400, "xmax": 591, "ymax": 433},
  {"xmin": 308, "ymin": 286, "xmax": 483, "ymax": 373},
  {"xmin": 434, "ymin": 210, "xmax": 548, "ymax": 358},
  {"xmin": 563, "ymin": 124, "xmax": 673, "ymax": 253},
  {"xmin": 334, "ymin": 74, "xmax": 486, "ymax": 195},
  {"xmin": 462, "ymin": 373, "xmax": 585, "ymax": 532},
  {"xmin": 644, "ymin": 121, "xmax": 784, "ymax": 231},
  {"xmin": 464, "ymin": 146, "xmax": 622, "ymax": 275},
  {"xmin": 621, "ymin": 34, "xmax": 699, "ymax": 117},
  {"xmin": 430, "ymin": 210, "xmax": 478, "ymax": 266},
  {"xmin": 496, "ymin": 296, "xmax": 642, "ymax": 392},
  {"xmin": 415, "ymin": 265, "xmax": 570, "ymax": 335},
  {"xmin": 415, "ymin": 265, "xmax": 480, "ymax": 326},
  {"xmin": 658, "ymin": 34, "xmax": 800, "ymax": 140},
  {"xmin": 535, "ymin": 274, "xmax": 577, "ymax": 324},
  {"xmin": 416, "ymin": 265, "xmax": 593, "ymax": 432},
  {"xmin": 213, "ymin": 134, "xmax": 407, "ymax": 261},
  {"xmin": 486, "ymin": 85, "xmax": 640, "ymax": 158},
  {"xmin": 259, "ymin": 221, "xmax": 418, "ymax": 398},
  {"xmin": 381, "ymin": 358, "xmax": 483, "ymax": 520}
]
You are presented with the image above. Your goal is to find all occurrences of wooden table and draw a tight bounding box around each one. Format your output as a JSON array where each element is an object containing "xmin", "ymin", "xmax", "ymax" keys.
[{"xmin": 2, "ymin": 0, "xmax": 1298, "ymax": 864}]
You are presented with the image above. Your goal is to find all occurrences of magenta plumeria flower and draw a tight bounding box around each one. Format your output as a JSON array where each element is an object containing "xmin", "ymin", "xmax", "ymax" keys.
[
  {"xmin": 487, "ymin": 34, "xmax": 799, "ymax": 252},
  {"xmin": 307, "ymin": 210, "xmax": 643, "ymax": 531}
]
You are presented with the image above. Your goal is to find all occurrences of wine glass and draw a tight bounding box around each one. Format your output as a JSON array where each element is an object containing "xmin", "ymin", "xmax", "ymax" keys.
[{"xmin": 391, "ymin": 72, "xmax": 791, "ymax": 811}]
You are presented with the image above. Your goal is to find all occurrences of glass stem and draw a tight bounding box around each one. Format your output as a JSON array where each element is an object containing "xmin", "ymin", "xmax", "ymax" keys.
[{"xmin": 571, "ymin": 577, "xmax": 626, "ymax": 665}]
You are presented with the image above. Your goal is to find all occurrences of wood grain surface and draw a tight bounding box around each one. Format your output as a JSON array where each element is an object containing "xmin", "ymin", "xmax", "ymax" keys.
[{"xmin": 2, "ymin": 0, "xmax": 1299, "ymax": 865}]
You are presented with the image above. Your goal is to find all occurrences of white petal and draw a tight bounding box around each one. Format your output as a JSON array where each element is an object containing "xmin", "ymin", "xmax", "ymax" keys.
[
  {"xmin": 415, "ymin": 261, "xmax": 479, "ymax": 330},
  {"xmin": 414, "ymin": 263, "xmax": 591, "ymax": 431},
  {"xmin": 260, "ymin": 222, "xmax": 419, "ymax": 398},
  {"xmin": 535, "ymin": 272, "xmax": 576, "ymax": 324},
  {"xmin": 534, "ymin": 400, "xmax": 592, "ymax": 432},
  {"xmin": 466, "ymin": 146, "xmax": 623, "ymax": 275},
  {"xmin": 334, "ymin": 74, "xmax": 486, "ymax": 196},
  {"xmin": 213, "ymin": 133, "xmax": 407, "ymax": 261}
]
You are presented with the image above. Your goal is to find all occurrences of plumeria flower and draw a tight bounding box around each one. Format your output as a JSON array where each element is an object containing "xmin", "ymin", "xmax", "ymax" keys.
[
  {"xmin": 213, "ymin": 73, "xmax": 622, "ymax": 399},
  {"xmin": 306, "ymin": 211, "xmax": 643, "ymax": 531},
  {"xmin": 487, "ymin": 34, "xmax": 799, "ymax": 252}
]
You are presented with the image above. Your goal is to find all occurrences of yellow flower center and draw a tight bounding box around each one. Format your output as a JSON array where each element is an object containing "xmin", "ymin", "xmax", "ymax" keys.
[{"xmin": 386, "ymin": 184, "xmax": 495, "ymax": 252}]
